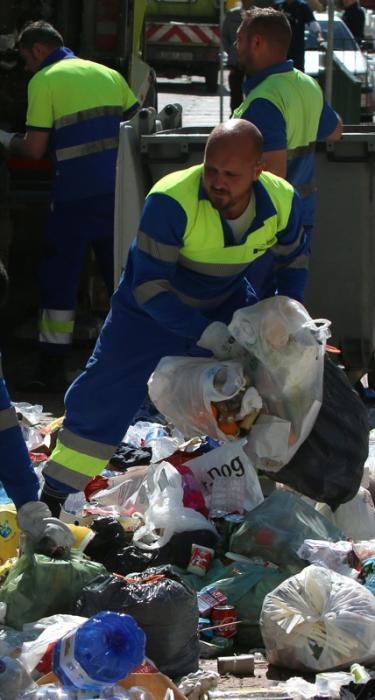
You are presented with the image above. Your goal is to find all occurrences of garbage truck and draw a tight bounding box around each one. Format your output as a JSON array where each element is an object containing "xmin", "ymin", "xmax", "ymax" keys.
[{"xmin": 145, "ymin": 0, "xmax": 223, "ymax": 91}]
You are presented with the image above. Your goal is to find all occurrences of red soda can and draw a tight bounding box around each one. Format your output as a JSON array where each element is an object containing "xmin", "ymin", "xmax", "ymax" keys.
[{"xmin": 211, "ymin": 605, "xmax": 237, "ymax": 638}]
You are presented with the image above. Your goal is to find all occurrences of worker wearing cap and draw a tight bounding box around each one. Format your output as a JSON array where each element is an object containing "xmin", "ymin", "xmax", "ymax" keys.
[
  {"xmin": 0, "ymin": 21, "xmax": 139, "ymax": 391},
  {"xmin": 39, "ymin": 119, "xmax": 310, "ymax": 514},
  {"xmin": 233, "ymin": 8, "xmax": 342, "ymax": 300}
]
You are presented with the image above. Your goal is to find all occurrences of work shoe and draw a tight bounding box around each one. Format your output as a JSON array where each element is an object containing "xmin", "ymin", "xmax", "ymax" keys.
[{"xmin": 19, "ymin": 354, "xmax": 69, "ymax": 393}]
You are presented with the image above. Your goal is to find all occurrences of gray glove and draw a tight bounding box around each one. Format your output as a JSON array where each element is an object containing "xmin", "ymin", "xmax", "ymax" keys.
[
  {"xmin": 197, "ymin": 321, "xmax": 243, "ymax": 360},
  {"xmin": 0, "ymin": 129, "xmax": 16, "ymax": 149},
  {"xmin": 17, "ymin": 501, "xmax": 75, "ymax": 551}
]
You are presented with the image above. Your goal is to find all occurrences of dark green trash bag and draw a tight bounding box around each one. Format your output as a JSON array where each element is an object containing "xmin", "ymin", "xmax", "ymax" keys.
[{"xmin": 0, "ymin": 550, "xmax": 107, "ymax": 628}]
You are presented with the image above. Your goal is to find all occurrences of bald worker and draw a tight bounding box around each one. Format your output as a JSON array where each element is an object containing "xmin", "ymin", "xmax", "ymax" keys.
[{"xmin": 40, "ymin": 119, "xmax": 308, "ymax": 514}]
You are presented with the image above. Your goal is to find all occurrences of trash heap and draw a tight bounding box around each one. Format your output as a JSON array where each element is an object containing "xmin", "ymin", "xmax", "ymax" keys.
[{"xmin": 1, "ymin": 296, "xmax": 375, "ymax": 700}]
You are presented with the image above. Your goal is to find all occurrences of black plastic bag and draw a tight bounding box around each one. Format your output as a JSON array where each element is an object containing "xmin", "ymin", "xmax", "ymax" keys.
[
  {"xmin": 74, "ymin": 565, "xmax": 199, "ymax": 678},
  {"xmin": 263, "ymin": 356, "xmax": 368, "ymax": 510},
  {"xmin": 86, "ymin": 525, "xmax": 217, "ymax": 575}
]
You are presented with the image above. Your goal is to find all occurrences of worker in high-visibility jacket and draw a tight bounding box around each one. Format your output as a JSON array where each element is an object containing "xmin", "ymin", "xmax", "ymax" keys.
[
  {"xmin": 232, "ymin": 7, "xmax": 342, "ymax": 299},
  {"xmin": 40, "ymin": 119, "xmax": 309, "ymax": 514},
  {"xmin": 0, "ymin": 21, "xmax": 139, "ymax": 391}
]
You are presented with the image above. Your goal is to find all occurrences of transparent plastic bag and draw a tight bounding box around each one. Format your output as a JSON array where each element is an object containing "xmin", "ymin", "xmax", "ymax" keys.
[
  {"xmin": 148, "ymin": 357, "xmax": 246, "ymax": 440},
  {"xmin": 132, "ymin": 461, "xmax": 217, "ymax": 550},
  {"xmin": 261, "ymin": 564, "xmax": 375, "ymax": 672},
  {"xmin": 229, "ymin": 296, "xmax": 330, "ymax": 470}
]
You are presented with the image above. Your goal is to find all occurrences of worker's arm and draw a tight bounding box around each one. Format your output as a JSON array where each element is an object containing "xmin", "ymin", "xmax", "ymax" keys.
[
  {"xmin": 130, "ymin": 192, "xmax": 211, "ymax": 341},
  {"xmin": 326, "ymin": 117, "xmax": 343, "ymax": 142},
  {"xmin": 272, "ymin": 191, "xmax": 309, "ymax": 303},
  {"xmin": 8, "ymin": 129, "xmax": 49, "ymax": 160},
  {"xmin": 317, "ymin": 100, "xmax": 343, "ymax": 142}
]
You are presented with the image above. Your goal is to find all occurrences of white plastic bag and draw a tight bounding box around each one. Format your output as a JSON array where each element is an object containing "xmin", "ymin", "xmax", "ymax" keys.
[
  {"xmin": 132, "ymin": 461, "xmax": 217, "ymax": 550},
  {"xmin": 297, "ymin": 539, "xmax": 358, "ymax": 578},
  {"xmin": 20, "ymin": 614, "xmax": 87, "ymax": 673},
  {"xmin": 187, "ymin": 439, "xmax": 263, "ymax": 514},
  {"xmin": 261, "ymin": 564, "xmax": 375, "ymax": 671},
  {"xmin": 229, "ymin": 296, "xmax": 330, "ymax": 470},
  {"xmin": 316, "ymin": 487, "xmax": 375, "ymax": 541},
  {"xmin": 148, "ymin": 357, "xmax": 246, "ymax": 440}
]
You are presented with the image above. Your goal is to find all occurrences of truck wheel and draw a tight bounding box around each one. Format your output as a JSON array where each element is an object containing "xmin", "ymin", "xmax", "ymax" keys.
[{"xmin": 205, "ymin": 65, "xmax": 218, "ymax": 93}]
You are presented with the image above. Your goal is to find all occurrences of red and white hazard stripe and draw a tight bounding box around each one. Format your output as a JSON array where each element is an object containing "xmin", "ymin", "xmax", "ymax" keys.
[{"xmin": 146, "ymin": 22, "xmax": 220, "ymax": 46}]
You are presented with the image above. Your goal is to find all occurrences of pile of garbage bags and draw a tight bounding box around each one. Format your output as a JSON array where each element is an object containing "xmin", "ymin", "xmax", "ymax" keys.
[{"xmin": 1, "ymin": 296, "xmax": 375, "ymax": 699}]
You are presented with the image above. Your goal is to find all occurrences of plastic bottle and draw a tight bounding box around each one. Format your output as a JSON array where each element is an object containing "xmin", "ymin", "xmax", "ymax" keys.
[
  {"xmin": 53, "ymin": 611, "xmax": 146, "ymax": 691},
  {"xmin": 28, "ymin": 686, "xmax": 152, "ymax": 699},
  {"xmin": 0, "ymin": 656, "xmax": 37, "ymax": 699}
]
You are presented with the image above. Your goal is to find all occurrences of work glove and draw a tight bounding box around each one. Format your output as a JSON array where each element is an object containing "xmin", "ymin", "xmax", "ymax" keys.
[
  {"xmin": 17, "ymin": 501, "xmax": 75, "ymax": 555},
  {"xmin": 0, "ymin": 129, "xmax": 16, "ymax": 150},
  {"xmin": 197, "ymin": 321, "xmax": 244, "ymax": 361}
]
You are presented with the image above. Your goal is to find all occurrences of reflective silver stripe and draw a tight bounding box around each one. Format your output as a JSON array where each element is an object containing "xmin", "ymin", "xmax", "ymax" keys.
[
  {"xmin": 0, "ymin": 407, "xmax": 19, "ymax": 431},
  {"xmin": 59, "ymin": 428, "xmax": 116, "ymax": 460},
  {"xmin": 286, "ymin": 254, "xmax": 309, "ymax": 270},
  {"xmin": 133, "ymin": 279, "xmax": 231, "ymax": 308},
  {"xmin": 55, "ymin": 105, "xmax": 124, "ymax": 130},
  {"xmin": 43, "ymin": 460, "xmax": 91, "ymax": 491},
  {"xmin": 133, "ymin": 279, "xmax": 170, "ymax": 305},
  {"xmin": 56, "ymin": 136, "xmax": 119, "ymax": 162},
  {"xmin": 287, "ymin": 142, "xmax": 316, "ymax": 159},
  {"xmin": 137, "ymin": 231, "xmax": 180, "ymax": 263},
  {"xmin": 272, "ymin": 227, "xmax": 305, "ymax": 257},
  {"xmin": 297, "ymin": 182, "xmax": 317, "ymax": 198},
  {"xmin": 38, "ymin": 330, "xmax": 72, "ymax": 345},
  {"xmin": 275, "ymin": 254, "xmax": 309, "ymax": 271},
  {"xmin": 179, "ymin": 254, "xmax": 250, "ymax": 277}
]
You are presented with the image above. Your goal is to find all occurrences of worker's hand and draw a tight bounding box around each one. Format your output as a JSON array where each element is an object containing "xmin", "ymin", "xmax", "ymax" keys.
[
  {"xmin": 17, "ymin": 501, "xmax": 75, "ymax": 553},
  {"xmin": 197, "ymin": 321, "xmax": 244, "ymax": 361},
  {"xmin": 0, "ymin": 129, "xmax": 16, "ymax": 150}
]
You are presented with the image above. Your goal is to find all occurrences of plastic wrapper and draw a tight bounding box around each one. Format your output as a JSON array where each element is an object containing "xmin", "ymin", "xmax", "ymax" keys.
[
  {"xmin": 228, "ymin": 297, "xmax": 330, "ymax": 470},
  {"xmin": 261, "ymin": 565, "xmax": 375, "ymax": 672},
  {"xmin": 12, "ymin": 402, "xmax": 45, "ymax": 450},
  {"xmin": 124, "ymin": 421, "xmax": 185, "ymax": 462}
]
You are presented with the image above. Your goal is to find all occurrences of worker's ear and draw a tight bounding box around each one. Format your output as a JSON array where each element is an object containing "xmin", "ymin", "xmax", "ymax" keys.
[{"xmin": 253, "ymin": 160, "xmax": 264, "ymax": 180}]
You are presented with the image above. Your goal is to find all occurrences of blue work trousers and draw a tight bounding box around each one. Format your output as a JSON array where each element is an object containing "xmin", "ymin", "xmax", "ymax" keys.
[{"xmin": 39, "ymin": 193, "xmax": 115, "ymax": 353}]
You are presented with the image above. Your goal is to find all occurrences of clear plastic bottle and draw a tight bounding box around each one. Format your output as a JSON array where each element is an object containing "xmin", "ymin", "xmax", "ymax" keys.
[
  {"xmin": 0, "ymin": 656, "xmax": 37, "ymax": 699},
  {"xmin": 28, "ymin": 685, "xmax": 154, "ymax": 699},
  {"xmin": 53, "ymin": 611, "xmax": 146, "ymax": 692}
]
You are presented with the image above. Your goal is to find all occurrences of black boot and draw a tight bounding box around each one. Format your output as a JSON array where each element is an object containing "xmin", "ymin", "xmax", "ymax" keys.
[{"xmin": 21, "ymin": 352, "xmax": 69, "ymax": 393}]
